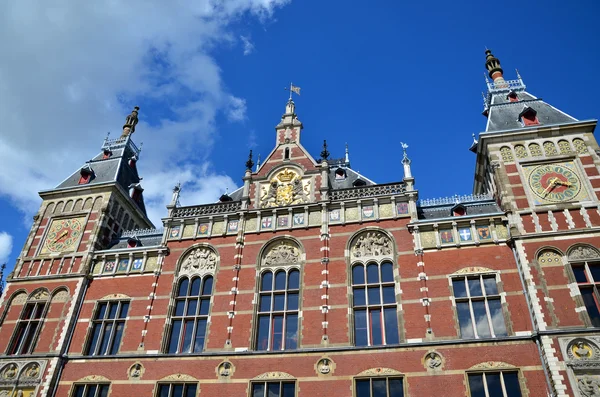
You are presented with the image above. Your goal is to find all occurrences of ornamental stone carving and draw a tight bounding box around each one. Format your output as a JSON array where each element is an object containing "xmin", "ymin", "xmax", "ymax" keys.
[
  {"xmin": 21, "ymin": 364, "xmax": 40, "ymax": 380},
  {"xmin": 469, "ymin": 361, "xmax": 515, "ymax": 370},
  {"xmin": 263, "ymin": 242, "xmax": 300, "ymax": 267},
  {"xmin": 128, "ymin": 363, "xmax": 144, "ymax": 380},
  {"xmin": 1, "ymin": 364, "xmax": 17, "ymax": 380},
  {"xmin": 453, "ymin": 267, "xmax": 494, "ymax": 275},
  {"xmin": 316, "ymin": 358, "xmax": 335, "ymax": 376},
  {"xmin": 569, "ymin": 245, "xmax": 600, "ymax": 261},
  {"xmin": 424, "ymin": 352, "xmax": 443, "ymax": 370},
  {"xmin": 351, "ymin": 231, "xmax": 393, "ymax": 260},
  {"xmin": 577, "ymin": 375, "xmax": 600, "ymax": 397},
  {"xmin": 160, "ymin": 374, "xmax": 197, "ymax": 382},
  {"xmin": 260, "ymin": 168, "xmax": 311, "ymax": 208},
  {"xmin": 180, "ymin": 247, "xmax": 217, "ymax": 276},
  {"xmin": 566, "ymin": 339, "xmax": 600, "ymax": 361},
  {"xmin": 217, "ymin": 361, "xmax": 234, "ymax": 378},
  {"xmin": 357, "ymin": 368, "xmax": 402, "ymax": 376},
  {"xmin": 29, "ymin": 290, "xmax": 49, "ymax": 301},
  {"xmin": 254, "ymin": 372, "xmax": 295, "ymax": 380}
]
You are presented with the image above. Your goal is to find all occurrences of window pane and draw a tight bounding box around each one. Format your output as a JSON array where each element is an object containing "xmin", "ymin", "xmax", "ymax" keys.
[
  {"xmin": 353, "ymin": 265, "xmax": 365, "ymax": 285},
  {"xmin": 573, "ymin": 266, "xmax": 588, "ymax": 283},
  {"xmin": 260, "ymin": 295, "xmax": 272, "ymax": 312},
  {"xmin": 581, "ymin": 288, "xmax": 600, "ymax": 326},
  {"xmin": 256, "ymin": 316, "xmax": 270, "ymax": 351},
  {"xmin": 381, "ymin": 262, "xmax": 394, "ymax": 282},
  {"xmin": 368, "ymin": 287, "xmax": 381, "ymax": 305},
  {"xmin": 178, "ymin": 278, "xmax": 189, "ymax": 296},
  {"xmin": 253, "ymin": 383, "xmax": 265, "ymax": 397},
  {"xmin": 485, "ymin": 373, "xmax": 503, "ymax": 397},
  {"xmin": 353, "ymin": 287, "xmax": 366, "ymax": 306},
  {"xmin": 273, "ymin": 294, "xmax": 285, "ymax": 311},
  {"xmin": 199, "ymin": 298, "xmax": 210, "ymax": 316},
  {"xmin": 261, "ymin": 272, "xmax": 273, "ymax": 291},
  {"xmin": 472, "ymin": 300, "xmax": 491, "ymax": 337},
  {"xmin": 367, "ymin": 264, "xmax": 379, "ymax": 283},
  {"xmin": 267, "ymin": 382, "xmax": 280, "ymax": 397},
  {"xmin": 190, "ymin": 277, "xmax": 201, "ymax": 296},
  {"xmin": 159, "ymin": 385, "xmax": 170, "ymax": 397},
  {"xmin": 355, "ymin": 379, "xmax": 370, "ymax": 397},
  {"xmin": 74, "ymin": 385, "xmax": 85, "ymax": 397},
  {"xmin": 194, "ymin": 319, "xmax": 207, "ymax": 352},
  {"xmin": 384, "ymin": 307, "xmax": 399, "ymax": 344},
  {"xmin": 452, "ymin": 279, "xmax": 467, "ymax": 298},
  {"xmin": 109, "ymin": 322, "xmax": 124, "ymax": 354},
  {"xmin": 468, "ymin": 278, "xmax": 483, "ymax": 297},
  {"xmin": 99, "ymin": 385, "xmax": 110, "ymax": 397},
  {"xmin": 372, "ymin": 378, "xmax": 386, "ymax": 397},
  {"xmin": 33, "ymin": 303, "xmax": 46, "ymax": 319},
  {"xmin": 483, "ymin": 277, "xmax": 498, "ymax": 295},
  {"xmin": 285, "ymin": 314, "xmax": 298, "ymax": 349},
  {"xmin": 272, "ymin": 316, "xmax": 284, "ymax": 350},
  {"xmin": 288, "ymin": 270, "xmax": 300, "ymax": 289},
  {"xmin": 202, "ymin": 276, "xmax": 213, "ymax": 295},
  {"xmin": 182, "ymin": 320, "xmax": 194, "ymax": 352},
  {"xmin": 98, "ymin": 323, "xmax": 113, "ymax": 355},
  {"xmin": 457, "ymin": 302, "xmax": 475, "ymax": 338},
  {"xmin": 354, "ymin": 310, "xmax": 368, "ymax": 346},
  {"xmin": 389, "ymin": 378, "xmax": 404, "ymax": 397},
  {"xmin": 468, "ymin": 374, "xmax": 486, "ymax": 397},
  {"xmin": 590, "ymin": 265, "xmax": 600, "ymax": 283},
  {"xmin": 96, "ymin": 303, "xmax": 108, "ymax": 320},
  {"xmin": 119, "ymin": 302, "xmax": 129, "ymax": 318},
  {"xmin": 173, "ymin": 384, "xmax": 184, "ymax": 397},
  {"xmin": 275, "ymin": 271, "xmax": 287, "ymax": 290},
  {"xmin": 168, "ymin": 320, "xmax": 182, "ymax": 353},
  {"xmin": 488, "ymin": 299, "xmax": 507, "ymax": 336},
  {"xmin": 87, "ymin": 385, "xmax": 98, "ymax": 397},
  {"xmin": 282, "ymin": 382, "xmax": 295, "ymax": 397},
  {"xmin": 185, "ymin": 384, "xmax": 198, "ymax": 397},
  {"xmin": 382, "ymin": 286, "xmax": 396, "ymax": 304},
  {"xmin": 175, "ymin": 300, "xmax": 185, "ymax": 316},
  {"xmin": 107, "ymin": 303, "xmax": 118, "ymax": 319},
  {"xmin": 502, "ymin": 372, "xmax": 522, "ymax": 397},
  {"xmin": 187, "ymin": 299, "xmax": 198, "ymax": 316},
  {"xmin": 287, "ymin": 293, "xmax": 298, "ymax": 311},
  {"xmin": 370, "ymin": 308, "xmax": 382, "ymax": 345},
  {"xmin": 87, "ymin": 323, "xmax": 102, "ymax": 355}
]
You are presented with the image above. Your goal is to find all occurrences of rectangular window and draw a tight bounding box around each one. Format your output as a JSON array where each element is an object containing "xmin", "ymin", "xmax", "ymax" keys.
[
  {"xmin": 355, "ymin": 377, "xmax": 404, "ymax": 397},
  {"xmin": 72, "ymin": 384, "xmax": 110, "ymax": 397},
  {"xmin": 251, "ymin": 381, "xmax": 295, "ymax": 397},
  {"xmin": 156, "ymin": 383, "xmax": 197, "ymax": 397},
  {"xmin": 85, "ymin": 301, "xmax": 129, "ymax": 356},
  {"xmin": 467, "ymin": 371, "xmax": 522, "ymax": 397},
  {"xmin": 571, "ymin": 261, "xmax": 600, "ymax": 326},
  {"xmin": 452, "ymin": 274, "xmax": 507, "ymax": 339},
  {"xmin": 8, "ymin": 301, "xmax": 48, "ymax": 355}
]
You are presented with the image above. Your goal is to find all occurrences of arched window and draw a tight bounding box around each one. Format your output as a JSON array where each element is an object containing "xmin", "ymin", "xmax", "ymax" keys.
[
  {"xmin": 284, "ymin": 147, "xmax": 290, "ymax": 160},
  {"xmin": 8, "ymin": 290, "xmax": 49, "ymax": 355},
  {"xmin": 167, "ymin": 276, "xmax": 213, "ymax": 353},
  {"xmin": 256, "ymin": 269, "xmax": 300, "ymax": 351},
  {"xmin": 352, "ymin": 262, "xmax": 399, "ymax": 346},
  {"xmin": 567, "ymin": 245, "xmax": 600, "ymax": 327}
]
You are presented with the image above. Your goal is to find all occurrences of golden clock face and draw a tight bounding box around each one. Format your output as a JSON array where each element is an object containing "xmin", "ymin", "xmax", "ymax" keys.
[
  {"xmin": 525, "ymin": 161, "xmax": 587, "ymax": 205},
  {"xmin": 42, "ymin": 217, "xmax": 85, "ymax": 254}
]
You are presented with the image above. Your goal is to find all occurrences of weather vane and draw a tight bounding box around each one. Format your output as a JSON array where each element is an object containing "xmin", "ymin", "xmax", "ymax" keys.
[{"xmin": 284, "ymin": 82, "xmax": 301, "ymax": 100}]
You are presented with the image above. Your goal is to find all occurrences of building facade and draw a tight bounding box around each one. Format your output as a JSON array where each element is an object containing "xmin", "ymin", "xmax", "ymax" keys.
[{"xmin": 0, "ymin": 51, "xmax": 598, "ymax": 397}]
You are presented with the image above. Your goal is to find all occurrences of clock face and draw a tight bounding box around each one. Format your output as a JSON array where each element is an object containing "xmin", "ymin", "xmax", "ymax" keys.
[
  {"xmin": 42, "ymin": 217, "xmax": 85, "ymax": 254},
  {"xmin": 524, "ymin": 161, "xmax": 588, "ymax": 205}
]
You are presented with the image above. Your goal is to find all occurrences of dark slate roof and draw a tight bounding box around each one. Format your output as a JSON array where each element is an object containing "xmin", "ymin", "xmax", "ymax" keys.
[
  {"xmin": 485, "ymin": 90, "xmax": 576, "ymax": 132},
  {"xmin": 328, "ymin": 165, "xmax": 375, "ymax": 190},
  {"xmin": 228, "ymin": 186, "xmax": 244, "ymax": 202},
  {"xmin": 417, "ymin": 198, "xmax": 502, "ymax": 221},
  {"xmin": 105, "ymin": 230, "xmax": 163, "ymax": 250}
]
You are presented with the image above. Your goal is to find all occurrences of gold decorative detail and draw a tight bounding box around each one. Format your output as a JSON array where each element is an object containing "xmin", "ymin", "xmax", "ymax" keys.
[
  {"xmin": 357, "ymin": 368, "xmax": 402, "ymax": 376},
  {"xmin": 77, "ymin": 375, "xmax": 110, "ymax": 382},
  {"xmin": 572, "ymin": 340, "xmax": 594, "ymax": 359},
  {"xmin": 160, "ymin": 374, "xmax": 197, "ymax": 382},
  {"xmin": 40, "ymin": 216, "xmax": 86, "ymax": 254},
  {"xmin": 217, "ymin": 361, "xmax": 234, "ymax": 378},
  {"xmin": 568, "ymin": 245, "xmax": 600, "ymax": 261},
  {"xmin": 573, "ymin": 138, "xmax": 587, "ymax": 154},
  {"xmin": 21, "ymin": 363, "xmax": 40, "ymax": 379},
  {"xmin": 180, "ymin": 247, "xmax": 217, "ymax": 275},
  {"xmin": 260, "ymin": 169, "xmax": 311, "ymax": 208},
  {"xmin": 351, "ymin": 231, "xmax": 393, "ymax": 259},
  {"xmin": 424, "ymin": 352, "xmax": 443, "ymax": 370},
  {"xmin": 500, "ymin": 146, "xmax": 514, "ymax": 162},
  {"xmin": 379, "ymin": 203, "xmax": 393, "ymax": 218},
  {"xmin": 254, "ymin": 372, "xmax": 295, "ymax": 380},
  {"xmin": 514, "ymin": 144, "xmax": 528, "ymax": 159},
  {"xmin": 316, "ymin": 358, "xmax": 335, "ymax": 376},
  {"xmin": 145, "ymin": 256, "xmax": 158, "ymax": 272},
  {"xmin": 528, "ymin": 143, "xmax": 542, "ymax": 157},
  {"xmin": 29, "ymin": 290, "xmax": 49, "ymax": 301},
  {"xmin": 543, "ymin": 141, "xmax": 558, "ymax": 156},
  {"xmin": 420, "ymin": 231, "xmax": 436, "ymax": 249},
  {"xmin": 263, "ymin": 241, "xmax": 300, "ymax": 267},
  {"xmin": 496, "ymin": 225, "xmax": 508, "ymax": 240},
  {"xmin": 346, "ymin": 207, "xmax": 359, "ymax": 221},
  {"xmin": 469, "ymin": 361, "xmax": 515, "ymax": 370},
  {"xmin": 537, "ymin": 250, "xmax": 562, "ymax": 266},
  {"xmin": 128, "ymin": 363, "xmax": 144, "ymax": 380},
  {"xmin": 558, "ymin": 140, "xmax": 571, "ymax": 154},
  {"xmin": 1, "ymin": 364, "xmax": 18, "ymax": 380},
  {"xmin": 452, "ymin": 267, "xmax": 494, "ymax": 275}
]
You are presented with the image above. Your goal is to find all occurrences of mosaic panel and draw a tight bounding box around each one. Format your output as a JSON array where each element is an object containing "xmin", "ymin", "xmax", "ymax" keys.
[
  {"xmin": 514, "ymin": 144, "xmax": 527, "ymax": 159},
  {"xmin": 182, "ymin": 224, "xmax": 195, "ymax": 238},
  {"xmin": 309, "ymin": 211, "xmax": 321, "ymax": 226},
  {"xmin": 573, "ymin": 138, "xmax": 587, "ymax": 154},
  {"xmin": 246, "ymin": 218, "xmax": 257, "ymax": 232},
  {"xmin": 379, "ymin": 203, "xmax": 393, "ymax": 218},
  {"xmin": 345, "ymin": 207, "xmax": 359, "ymax": 221},
  {"xmin": 500, "ymin": 146, "xmax": 514, "ymax": 162},
  {"xmin": 496, "ymin": 225, "xmax": 508, "ymax": 239},
  {"xmin": 212, "ymin": 221, "xmax": 225, "ymax": 235},
  {"xmin": 543, "ymin": 141, "xmax": 558, "ymax": 156},
  {"xmin": 145, "ymin": 256, "xmax": 158, "ymax": 272},
  {"xmin": 420, "ymin": 231, "xmax": 436, "ymax": 249},
  {"xmin": 558, "ymin": 140, "xmax": 571, "ymax": 154}
]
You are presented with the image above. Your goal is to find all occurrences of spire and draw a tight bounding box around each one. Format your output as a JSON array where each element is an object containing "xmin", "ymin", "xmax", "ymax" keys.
[
  {"xmin": 121, "ymin": 106, "xmax": 140, "ymax": 138},
  {"xmin": 400, "ymin": 142, "xmax": 413, "ymax": 188},
  {"xmin": 484, "ymin": 49, "xmax": 505, "ymax": 85},
  {"xmin": 345, "ymin": 143, "xmax": 350, "ymax": 166},
  {"xmin": 256, "ymin": 154, "xmax": 261, "ymax": 172},
  {"xmin": 320, "ymin": 140, "xmax": 330, "ymax": 161},
  {"xmin": 245, "ymin": 150, "xmax": 254, "ymax": 171}
]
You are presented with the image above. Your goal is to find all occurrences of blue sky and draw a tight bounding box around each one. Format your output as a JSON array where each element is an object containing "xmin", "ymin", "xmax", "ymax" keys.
[{"xmin": 1, "ymin": 0, "xmax": 599, "ymax": 273}]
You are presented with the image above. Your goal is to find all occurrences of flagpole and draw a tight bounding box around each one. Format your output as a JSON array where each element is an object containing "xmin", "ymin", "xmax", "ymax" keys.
[{"xmin": 289, "ymin": 82, "xmax": 293, "ymax": 100}]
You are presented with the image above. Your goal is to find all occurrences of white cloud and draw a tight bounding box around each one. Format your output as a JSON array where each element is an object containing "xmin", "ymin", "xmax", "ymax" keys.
[
  {"xmin": 0, "ymin": 0, "xmax": 290, "ymax": 227},
  {"xmin": 0, "ymin": 232, "xmax": 13, "ymax": 265},
  {"xmin": 240, "ymin": 35, "xmax": 255, "ymax": 55}
]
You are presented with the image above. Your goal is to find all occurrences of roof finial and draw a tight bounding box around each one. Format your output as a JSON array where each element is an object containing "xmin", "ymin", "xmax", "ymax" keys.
[
  {"xmin": 469, "ymin": 133, "xmax": 479, "ymax": 153},
  {"xmin": 401, "ymin": 142, "xmax": 411, "ymax": 165},
  {"xmin": 170, "ymin": 182, "xmax": 181, "ymax": 207},
  {"xmin": 345, "ymin": 143, "xmax": 350, "ymax": 165},
  {"xmin": 121, "ymin": 106, "xmax": 140, "ymax": 138},
  {"xmin": 256, "ymin": 153, "xmax": 261, "ymax": 172},
  {"xmin": 245, "ymin": 150, "xmax": 254, "ymax": 171},
  {"xmin": 320, "ymin": 140, "xmax": 330, "ymax": 161},
  {"xmin": 484, "ymin": 49, "xmax": 505, "ymax": 85}
]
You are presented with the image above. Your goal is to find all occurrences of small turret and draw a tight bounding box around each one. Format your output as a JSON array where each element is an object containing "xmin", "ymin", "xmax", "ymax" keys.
[{"xmin": 121, "ymin": 106, "xmax": 140, "ymax": 138}]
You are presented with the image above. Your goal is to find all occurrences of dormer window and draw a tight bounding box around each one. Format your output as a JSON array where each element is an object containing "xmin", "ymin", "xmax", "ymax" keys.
[
  {"xmin": 127, "ymin": 237, "xmax": 140, "ymax": 248},
  {"xmin": 353, "ymin": 179, "xmax": 367, "ymax": 187},
  {"xmin": 78, "ymin": 166, "xmax": 94, "ymax": 185},
  {"xmin": 219, "ymin": 194, "xmax": 233, "ymax": 202},
  {"xmin": 507, "ymin": 90, "xmax": 519, "ymax": 102},
  {"xmin": 518, "ymin": 106, "xmax": 539, "ymax": 126},
  {"xmin": 335, "ymin": 168, "xmax": 347, "ymax": 180},
  {"xmin": 452, "ymin": 204, "xmax": 466, "ymax": 217},
  {"xmin": 103, "ymin": 149, "xmax": 113, "ymax": 159}
]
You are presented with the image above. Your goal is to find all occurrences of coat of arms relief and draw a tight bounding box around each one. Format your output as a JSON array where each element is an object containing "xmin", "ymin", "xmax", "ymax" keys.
[
  {"xmin": 179, "ymin": 247, "xmax": 217, "ymax": 276},
  {"xmin": 260, "ymin": 169, "xmax": 311, "ymax": 208}
]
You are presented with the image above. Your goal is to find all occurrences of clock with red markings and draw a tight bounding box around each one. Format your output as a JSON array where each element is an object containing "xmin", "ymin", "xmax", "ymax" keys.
[
  {"xmin": 43, "ymin": 217, "xmax": 84, "ymax": 254},
  {"xmin": 526, "ymin": 162, "xmax": 584, "ymax": 204}
]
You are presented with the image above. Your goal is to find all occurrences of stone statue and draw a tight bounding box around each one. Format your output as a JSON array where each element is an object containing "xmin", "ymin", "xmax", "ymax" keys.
[
  {"xmin": 291, "ymin": 178, "xmax": 309, "ymax": 204},
  {"xmin": 130, "ymin": 363, "xmax": 142, "ymax": 378},
  {"xmin": 261, "ymin": 181, "xmax": 279, "ymax": 208},
  {"xmin": 219, "ymin": 362, "xmax": 232, "ymax": 377},
  {"xmin": 426, "ymin": 353, "xmax": 442, "ymax": 369},
  {"xmin": 318, "ymin": 359, "xmax": 331, "ymax": 374}
]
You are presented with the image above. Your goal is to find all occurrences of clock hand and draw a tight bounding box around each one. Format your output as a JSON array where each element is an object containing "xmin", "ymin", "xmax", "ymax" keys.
[
  {"xmin": 543, "ymin": 178, "xmax": 559, "ymax": 197},
  {"xmin": 54, "ymin": 230, "xmax": 68, "ymax": 242}
]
